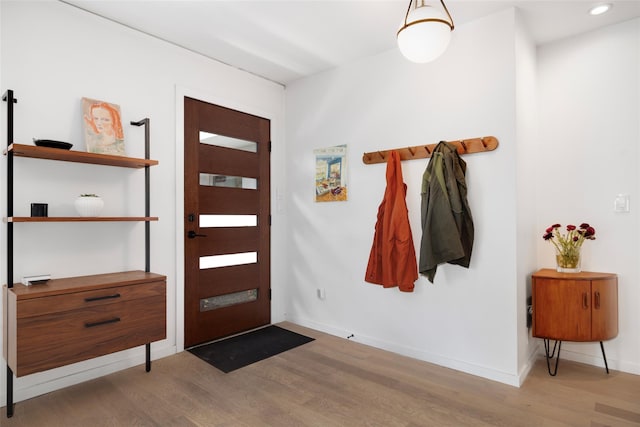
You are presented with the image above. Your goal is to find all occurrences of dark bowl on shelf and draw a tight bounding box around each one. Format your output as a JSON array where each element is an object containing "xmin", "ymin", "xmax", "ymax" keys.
[{"xmin": 33, "ymin": 139, "xmax": 73, "ymax": 150}]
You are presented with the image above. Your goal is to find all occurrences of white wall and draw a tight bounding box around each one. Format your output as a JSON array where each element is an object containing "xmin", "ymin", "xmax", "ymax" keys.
[
  {"xmin": 537, "ymin": 18, "xmax": 640, "ymax": 374},
  {"xmin": 285, "ymin": 9, "xmax": 526, "ymax": 385},
  {"xmin": 0, "ymin": 0, "xmax": 286, "ymax": 406},
  {"xmin": 285, "ymin": 9, "xmax": 640, "ymax": 385},
  {"xmin": 514, "ymin": 9, "xmax": 540, "ymax": 381}
]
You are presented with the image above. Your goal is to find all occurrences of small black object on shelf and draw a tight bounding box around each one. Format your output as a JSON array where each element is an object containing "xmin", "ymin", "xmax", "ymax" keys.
[
  {"xmin": 30, "ymin": 203, "xmax": 48, "ymax": 217},
  {"xmin": 33, "ymin": 139, "xmax": 73, "ymax": 150}
]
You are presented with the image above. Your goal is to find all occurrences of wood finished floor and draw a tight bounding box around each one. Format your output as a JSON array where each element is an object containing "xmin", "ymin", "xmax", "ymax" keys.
[{"xmin": 2, "ymin": 322, "xmax": 639, "ymax": 426}]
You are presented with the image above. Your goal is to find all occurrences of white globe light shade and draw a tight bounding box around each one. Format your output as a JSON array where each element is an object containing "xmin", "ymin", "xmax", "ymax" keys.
[{"xmin": 397, "ymin": 5, "xmax": 452, "ymax": 63}]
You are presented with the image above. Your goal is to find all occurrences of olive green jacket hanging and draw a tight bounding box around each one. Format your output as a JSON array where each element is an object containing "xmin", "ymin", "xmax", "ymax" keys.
[{"xmin": 419, "ymin": 141, "xmax": 474, "ymax": 283}]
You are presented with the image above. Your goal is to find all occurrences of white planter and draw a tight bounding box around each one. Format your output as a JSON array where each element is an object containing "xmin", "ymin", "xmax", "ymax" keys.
[{"xmin": 74, "ymin": 196, "xmax": 104, "ymax": 217}]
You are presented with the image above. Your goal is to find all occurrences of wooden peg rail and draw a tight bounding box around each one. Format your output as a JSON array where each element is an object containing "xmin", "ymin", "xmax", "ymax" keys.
[{"xmin": 362, "ymin": 136, "xmax": 499, "ymax": 165}]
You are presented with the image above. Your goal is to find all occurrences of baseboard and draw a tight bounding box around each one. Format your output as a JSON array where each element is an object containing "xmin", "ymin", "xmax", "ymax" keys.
[
  {"xmin": 288, "ymin": 315, "xmax": 522, "ymax": 387},
  {"xmin": 1, "ymin": 344, "xmax": 176, "ymax": 408},
  {"xmin": 517, "ymin": 343, "xmax": 540, "ymax": 386},
  {"xmin": 617, "ymin": 359, "xmax": 640, "ymax": 375},
  {"xmin": 538, "ymin": 339, "xmax": 640, "ymax": 375}
]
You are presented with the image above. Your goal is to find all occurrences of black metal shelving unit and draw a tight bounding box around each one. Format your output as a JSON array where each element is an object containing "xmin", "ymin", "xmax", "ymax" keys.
[{"xmin": 3, "ymin": 90, "xmax": 156, "ymax": 418}]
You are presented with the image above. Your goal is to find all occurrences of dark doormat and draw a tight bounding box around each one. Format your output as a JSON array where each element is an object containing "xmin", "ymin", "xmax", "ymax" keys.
[{"xmin": 188, "ymin": 325, "xmax": 314, "ymax": 373}]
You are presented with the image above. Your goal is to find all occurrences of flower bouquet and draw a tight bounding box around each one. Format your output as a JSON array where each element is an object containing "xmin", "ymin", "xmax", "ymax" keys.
[{"xmin": 543, "ymin": 223, "xmax": 596, "ymax": 272}]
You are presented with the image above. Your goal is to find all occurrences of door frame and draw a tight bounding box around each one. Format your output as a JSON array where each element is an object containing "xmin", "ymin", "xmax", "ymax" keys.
[{"xmin": 174, "ymin": 85, "xmax": 281, "ymax": 352}]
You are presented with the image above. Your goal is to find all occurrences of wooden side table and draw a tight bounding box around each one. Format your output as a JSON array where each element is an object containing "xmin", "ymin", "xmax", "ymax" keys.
[{"xmin": 531, "ymin": 269, "xmax": 618, "ymax": 376}]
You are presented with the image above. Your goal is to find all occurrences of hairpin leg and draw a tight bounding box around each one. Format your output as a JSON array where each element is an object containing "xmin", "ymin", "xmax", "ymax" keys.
[
  {"xmin": 600, "ymin": 341, "xmax": 610, "ymax": 374},
  {"xmin": 544, "ymin": 339, "xmax": 562, "ymax": 376},
  {"xmin": 146, "ymin": 343, "xmax": 151, "ymax": 372}
]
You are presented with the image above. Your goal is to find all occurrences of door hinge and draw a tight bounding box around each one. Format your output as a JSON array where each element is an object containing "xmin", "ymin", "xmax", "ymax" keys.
[
  {"xmin": 269, "ymin": 214, "xmax": 272, "ymax": 226},
  {"xmin": 269, "ymin": 289, "xmax": 272, "ymax": 300},
  {"xmin": 268, "ymin": 141, "xmax": 272, "ymax": 152}
]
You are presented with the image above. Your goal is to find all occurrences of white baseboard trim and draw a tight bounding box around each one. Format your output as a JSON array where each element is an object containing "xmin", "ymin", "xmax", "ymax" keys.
[
  {"xmin": 288, "ymin": 315, "xmax": 524, "ymax": 387},
  {"xmin": 517, "ymin": 343, "xmax": 540, "ymax": 386},
  {"xmin": 535, "ymin": 342, "xmax": 640, "ymax": 376},
  {"xmin": 1, "ymin": 344, "xmax": 176, "ymax": 408}
]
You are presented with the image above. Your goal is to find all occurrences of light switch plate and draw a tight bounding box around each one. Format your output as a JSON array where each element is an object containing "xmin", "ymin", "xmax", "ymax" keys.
[{"xmin": 614, "ymin": 194, "xmax": 630, "ymax": 212}]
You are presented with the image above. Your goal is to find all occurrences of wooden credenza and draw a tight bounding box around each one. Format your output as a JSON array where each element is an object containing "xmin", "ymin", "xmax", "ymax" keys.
[
  {"xmin": 3, "ymin": 271, "xmax": 166, "ymax": 377},
  {"xmin": 531, "ymin": 269, "xmax": 618, "ymax": 375}
]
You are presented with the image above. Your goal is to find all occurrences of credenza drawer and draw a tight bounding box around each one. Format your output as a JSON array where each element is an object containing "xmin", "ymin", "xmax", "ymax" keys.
[
  {"xmin": 5, "ymin": 272, "xmax": 167, "ymax": 378},
  {"xmin": 16, "ymin": 280, "xmax": 165, "ymax": 319},
  {"xmin": 14, "ymin": 295, "xmax": 165, "ymax": 376}
]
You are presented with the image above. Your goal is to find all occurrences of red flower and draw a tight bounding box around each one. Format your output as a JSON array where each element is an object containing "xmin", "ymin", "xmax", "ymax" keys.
[
  {"xmin": 584, "ymin": 227, "xmax": 596, "ymax": 239},
  {"xmin": 542, "ymin": 222, "xmax": 597, "ymax": 252}
]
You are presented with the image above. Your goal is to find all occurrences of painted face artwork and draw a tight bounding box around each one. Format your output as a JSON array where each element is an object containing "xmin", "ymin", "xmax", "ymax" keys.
[
  {"xmin": 91, "ymin": 106, "xmax": 115, "ymax": 136},
  {"xmin": 82, "ymin": 98, "xmax": 126, "ymax": 156}
]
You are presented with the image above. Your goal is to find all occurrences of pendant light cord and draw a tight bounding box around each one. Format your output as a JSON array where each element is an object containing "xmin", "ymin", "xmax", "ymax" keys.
[{"xmin": 401, "ymin": 0, "xmax": 455, "ymax": 30}]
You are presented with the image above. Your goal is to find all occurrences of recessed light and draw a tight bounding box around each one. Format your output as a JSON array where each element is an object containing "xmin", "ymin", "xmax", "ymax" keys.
[{"xmin": 589, "ymin": 4, "xmax": 612, "ymax": 16}]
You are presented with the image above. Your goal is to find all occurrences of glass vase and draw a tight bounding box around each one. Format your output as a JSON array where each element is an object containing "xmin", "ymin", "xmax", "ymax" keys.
[{"xmin": 556, "ymin": 247, "xmax": 581, "ymax": 273}]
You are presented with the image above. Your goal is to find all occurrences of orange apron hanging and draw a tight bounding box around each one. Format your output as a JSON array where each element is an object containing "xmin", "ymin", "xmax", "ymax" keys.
[{"xmin": 365, "ymin": 150, "xmax": 418, "ymax": 292}]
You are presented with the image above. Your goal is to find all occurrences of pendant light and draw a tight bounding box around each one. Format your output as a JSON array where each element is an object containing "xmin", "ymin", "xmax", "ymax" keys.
[{"xmin": 397, "ymin": 0, "xmax": 455, "ymax": 63}]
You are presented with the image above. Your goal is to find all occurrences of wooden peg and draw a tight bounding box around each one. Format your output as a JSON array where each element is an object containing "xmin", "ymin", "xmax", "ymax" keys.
[
  {"xmin": 460, "ymin": 140, "xmax": 468, "ymax": 152},
  {"xmin": 408, "ymin": 147, "xmax": 416, "ymax": 156},
  {"xmin": 377, "ymin": 151, "xmax": 386, "ymax": 160}
]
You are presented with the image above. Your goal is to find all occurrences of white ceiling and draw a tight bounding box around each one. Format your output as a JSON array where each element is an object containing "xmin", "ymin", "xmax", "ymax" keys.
[{"xmin": 62, "ymin": 0, "xmax": 640, "ymax": 85}]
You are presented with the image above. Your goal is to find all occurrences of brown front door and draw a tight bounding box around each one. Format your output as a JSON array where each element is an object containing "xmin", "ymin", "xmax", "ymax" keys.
[{"xmin": 184, "ymin": 97, "xmax": 270, "ymax": 348}]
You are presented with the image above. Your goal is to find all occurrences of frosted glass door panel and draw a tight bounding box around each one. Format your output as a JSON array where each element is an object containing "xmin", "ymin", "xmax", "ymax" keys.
[
  {"xmin": 200, "ymin": 252, "xmax": 257, "ymax": 269},
  {"xmin": 200, "ymin": 215, "xmax": 257, "ymax": 228},
  {"xmin": 199, "ymin": 173, "xmax": 257, "ymax": 189},
  {"xmin": 199, "ymin": 131, "xmax": 257, "ymax": 153}
]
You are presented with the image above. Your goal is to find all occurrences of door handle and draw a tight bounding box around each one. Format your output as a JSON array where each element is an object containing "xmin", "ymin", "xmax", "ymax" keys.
[
  {"xmin": 594, "ymin": 291, "xmax": 601, "ymax": 309},
  {"xmin": 188, "ymin": 230, "xmax": 207, "ymax": 239},
  {"xmin": 583, "ymin": 292, "xmax": 589, "ymax": 309}
]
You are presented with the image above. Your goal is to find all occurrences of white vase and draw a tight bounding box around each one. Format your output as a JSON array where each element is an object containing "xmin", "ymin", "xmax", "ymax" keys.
[{"xmin": 74, "ymin": 196, "xmax": 104, "ymax": 217}]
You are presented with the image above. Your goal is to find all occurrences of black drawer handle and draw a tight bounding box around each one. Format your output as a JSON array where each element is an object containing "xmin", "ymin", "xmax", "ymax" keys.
[
  {"xmin": 84, "ymin": 293, "xmax": 121, "ymax": 302},
  {"xmin": 85, "ymin": 317, "xmax": 121, "ymax": 328}
]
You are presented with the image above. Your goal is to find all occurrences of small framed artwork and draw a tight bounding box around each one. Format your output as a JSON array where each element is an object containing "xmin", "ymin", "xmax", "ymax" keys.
[
  {"xmin": 82, "ymin": 97, "xmax": 126, "ymax": 156},
  {"xmin": 314, "ymin": 144, "xmax": 348, "ymax": 202}
]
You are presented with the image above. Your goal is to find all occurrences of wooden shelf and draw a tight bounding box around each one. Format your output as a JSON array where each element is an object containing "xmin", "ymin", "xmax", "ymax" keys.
[
  {"xmin": 6, "ymin": 216, "xmax": 158, "ymax": 223},
  {"xmin": 8, "ymin": 270, "xmax": 166, "ymax": 300},
  {"xmin": 4, "ymin": 144, "xmax": 158, "ymax": 168}
]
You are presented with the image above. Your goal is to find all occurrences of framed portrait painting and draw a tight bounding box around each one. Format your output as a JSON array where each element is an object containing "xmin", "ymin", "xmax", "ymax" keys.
[{"xmin": 82, "ymin": 97, "xmax": 126, "ymax": 156}]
